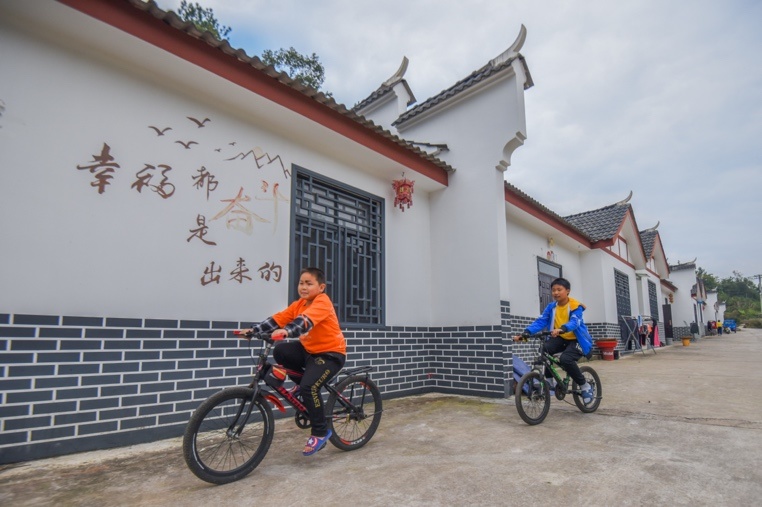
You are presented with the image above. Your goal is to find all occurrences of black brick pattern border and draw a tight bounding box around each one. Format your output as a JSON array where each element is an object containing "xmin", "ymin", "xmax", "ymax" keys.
[{"xmin": 1, "ymin": 311, "xmax": 509, "ymax": 464}]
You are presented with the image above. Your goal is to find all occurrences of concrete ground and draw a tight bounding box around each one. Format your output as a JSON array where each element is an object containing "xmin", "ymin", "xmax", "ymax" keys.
[{"xmin": 1, "ymin": 329, "xmax": 761, "ymax": 507}]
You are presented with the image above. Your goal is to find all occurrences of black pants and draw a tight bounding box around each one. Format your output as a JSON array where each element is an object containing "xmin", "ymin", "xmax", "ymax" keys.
[
  {"xmin": 544, "ymin": 336, "xmax": 585, "ymax": 386},
  {"xmin": 273, "ymin": 341, "xmax": 345, "ymax": 437}
]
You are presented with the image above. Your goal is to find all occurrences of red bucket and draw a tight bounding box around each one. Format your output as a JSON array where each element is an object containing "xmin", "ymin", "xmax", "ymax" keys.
[{"xmin": 596, "ymin": 340, "xmax": 618, "ymax": 361}]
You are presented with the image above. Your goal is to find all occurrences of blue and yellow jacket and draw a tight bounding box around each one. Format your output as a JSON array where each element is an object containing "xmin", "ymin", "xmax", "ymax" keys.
[{"xmin": 525, "ymin": 297, "xmax": 594, "ymax": 355}]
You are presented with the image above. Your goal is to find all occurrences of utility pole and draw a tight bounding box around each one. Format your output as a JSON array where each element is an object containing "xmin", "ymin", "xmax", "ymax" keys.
[{"xmin": 752, "ymin": 274, "xmax": 762, "ymax": 315}]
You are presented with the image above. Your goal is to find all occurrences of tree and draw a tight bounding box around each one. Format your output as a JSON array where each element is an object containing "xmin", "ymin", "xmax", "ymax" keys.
[
  {"xmin": 720, "ymin": 271, "xmax": 758, "ymax": 301},
  {"xmin": 175, "ymin": 3, "xmax": 326, "ymax": 91},
  {"xmin": 261, "ymin": 47, "xmax": 326, "ymax": 91},
  {"xmin": 177, "ymin": 1, "xmax": 231, "ymax": 40},
  {"xmin": 697, "ymin": 267, "xmax": 718, "ymax": 292},
  {"xmin": 699, "ymin": 268, "xmax": 761, "ymax": 322}
]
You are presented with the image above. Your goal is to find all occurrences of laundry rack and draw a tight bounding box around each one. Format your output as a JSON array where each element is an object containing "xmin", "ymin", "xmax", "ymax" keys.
[{"xmin": 620, "ymin": 315, "xmax": 657, "ymax": 355}]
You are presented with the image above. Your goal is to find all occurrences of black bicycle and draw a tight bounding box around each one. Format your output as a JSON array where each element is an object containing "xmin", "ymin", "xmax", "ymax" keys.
[
  {"xmin": 183, "ymin": 331, "xmax": 383, "ymax": 484},
  {"xmin": 513, "ymin": 331, "xmax": 601, "ymax": 425}
]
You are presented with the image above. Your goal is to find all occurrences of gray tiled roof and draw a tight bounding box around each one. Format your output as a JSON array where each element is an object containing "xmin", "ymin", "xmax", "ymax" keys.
[
  {"xmin": 353, "ymin": 86, "xmax": 394, "ymax": 113},
  {"xmin": 391, "ymin": 55, "xmax": 532, "ymax": 127},
  {"xmin": 123, "ymin": 0, "xmax": 454, "ymax": 175},
  {"xmin": 563, "ymin": 203, "xmax": 630, "ymax": 242},
  {"xmin": 640, "ymin": 229, "xmax": 657, "ymax": 258},
  {"xmin": 669, "ymin": 262, "xmax": 696, "ymax": 272}
]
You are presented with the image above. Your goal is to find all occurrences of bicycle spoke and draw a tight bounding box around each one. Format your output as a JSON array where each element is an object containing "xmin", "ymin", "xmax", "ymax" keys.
[
  {"xmin": 326, "ymin": 375, "xmax": 382, "ymax": 451},
  {"xmin": 515, "ymin": 372, "xmax": 550, "ymax": 425}
]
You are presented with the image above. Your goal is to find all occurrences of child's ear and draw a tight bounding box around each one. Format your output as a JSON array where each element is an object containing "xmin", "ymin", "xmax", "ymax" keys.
[{"xmin": 319, "ymin": 283, "xmax": 327, "ymax": 293}]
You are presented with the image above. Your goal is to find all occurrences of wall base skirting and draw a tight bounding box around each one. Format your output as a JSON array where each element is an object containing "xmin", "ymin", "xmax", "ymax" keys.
[{"xmin": 1, "ymin": 311, "xmax": 513, "ymax": 464}]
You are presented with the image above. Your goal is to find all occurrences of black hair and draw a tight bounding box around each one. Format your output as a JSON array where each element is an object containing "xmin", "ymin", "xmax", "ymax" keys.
[
  {"xmin": 300, "ymin": 267, "xmax": 326, "ymax": 285},
  {"xmin": 551, "ymin": 277, "xmax": 570, "ymax": 290}
]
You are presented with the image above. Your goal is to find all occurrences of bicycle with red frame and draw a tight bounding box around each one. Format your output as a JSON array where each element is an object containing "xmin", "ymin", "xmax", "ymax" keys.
[{"xmin": 183, "ymin": 331, "xmax": 382, "ymax": 484}]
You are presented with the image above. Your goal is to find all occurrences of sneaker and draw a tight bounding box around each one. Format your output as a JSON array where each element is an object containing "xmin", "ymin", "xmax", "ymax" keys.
[
  {"xmin": 303, "ymin": 430, "xmax": 332, "ymax": 456},
  {"xmin": 288, "ymin": 385, "xmax": 301, "ymax": 399},
  {"xmin": 581, "ymin": 385, "xmax": 595, "ymax": 404}
]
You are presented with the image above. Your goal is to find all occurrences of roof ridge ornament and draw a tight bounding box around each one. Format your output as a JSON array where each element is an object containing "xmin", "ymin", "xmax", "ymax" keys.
[
  {"xmin": 489, "ymin": 24, "xmax": 527, "ymax": 67},
  {"xmin": 616, "ymin": 190, "xmax": 633, "ymax": 205},
  {"xmin": 382, "ymin": 56, "xmax": 409, "ymax": 87},
  {"xmin": 645, "ymin": 221, "xmax": 660, "ymax": 232}
]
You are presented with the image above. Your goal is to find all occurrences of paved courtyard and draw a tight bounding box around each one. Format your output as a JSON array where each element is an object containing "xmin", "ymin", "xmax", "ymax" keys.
[{"xmin": 1, "ymin": 329, "xmax": 761, "ymax": 506}]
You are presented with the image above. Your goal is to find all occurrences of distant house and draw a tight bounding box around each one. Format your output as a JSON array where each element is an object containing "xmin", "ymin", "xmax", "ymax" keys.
[
  {"xmin": 668, "ymin": 260, "xmax": 707, "ymax": 338},
  {"xmin": 504, "ymin": 188, "xmax": 672, "ymax": 356}
]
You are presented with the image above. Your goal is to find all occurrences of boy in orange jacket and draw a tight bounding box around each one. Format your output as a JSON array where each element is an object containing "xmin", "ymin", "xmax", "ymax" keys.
[{"xmin": 238, "ymin": 267, "xmax": 346, "ymax": 455}]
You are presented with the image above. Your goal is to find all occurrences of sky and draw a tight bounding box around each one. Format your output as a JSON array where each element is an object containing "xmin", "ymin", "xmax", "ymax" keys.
[{"xmin": 156, "ymin": 0, "xmax": 762, "ymax": 281}]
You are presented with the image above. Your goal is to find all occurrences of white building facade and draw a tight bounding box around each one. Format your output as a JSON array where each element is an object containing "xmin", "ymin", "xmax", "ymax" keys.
[{"xmin": 1, "ymin": 0, "xmax": 692, "ymax": 463}]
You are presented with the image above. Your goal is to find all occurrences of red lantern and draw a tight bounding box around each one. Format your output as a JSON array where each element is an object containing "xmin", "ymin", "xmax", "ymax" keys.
[{"xmin": 392, "ymin": 175, "xmax": 414, "ymax": 212}]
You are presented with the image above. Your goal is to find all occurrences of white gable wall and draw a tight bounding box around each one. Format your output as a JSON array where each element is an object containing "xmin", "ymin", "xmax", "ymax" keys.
[
  {"xmin": 396, "ymin": 72, "xmax": 528, "ymax": 325},
  {"xmin": 669, "ymin": 268, "xmax": 699, "ymax": 327},
  {"xmin": 705, "ymin": 291, "xmax": 719, "ymax": 322}
]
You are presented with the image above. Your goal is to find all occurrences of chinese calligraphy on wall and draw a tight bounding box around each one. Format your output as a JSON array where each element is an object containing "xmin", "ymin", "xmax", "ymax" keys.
[{"xmin": 75, "ymin": 114, "xmax": 289, "ymax": 286}]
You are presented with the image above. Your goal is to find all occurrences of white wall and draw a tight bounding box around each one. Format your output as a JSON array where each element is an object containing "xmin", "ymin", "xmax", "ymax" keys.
[
  {"xmin": 0, "ymin": 11, "xmax": 439, "ymax": 324},
  {"xmin": 2, "ymin": 22, "xmax": 292, "ymax": 321},
  {"xmin": 670, "ymin": 269, "xmax": 699, "ymax": 327},
  {"xmin": 579, "ymin": 250, "xmax": 611, "ymax": 323},
  {"xmin": 504, "ymin": 211, "xmax": 592, "ymax": 319},
  {"xmin": 400, "ymin": 72, "xmax": 527, "ymax": 325},
  {"xmin": 505, "ymin": 217, "xmax": 552, "ymax": 318},
  {"xmin": 706, "ymin": 292, "xmax": 719, "ymax": 321}
]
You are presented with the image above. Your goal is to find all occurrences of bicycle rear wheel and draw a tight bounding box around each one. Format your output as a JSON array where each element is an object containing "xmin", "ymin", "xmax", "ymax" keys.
[
  {"xmin": 326, "ymin": 375, "xmax": 382, "ymax": 451},
  {"xmin": 572, "ymin": 365, "xmax": 602, "ymax": 413},
  {"xmin": 183, "ymin": 387, "xmax": 274, "ymax": 484},
  {"xmin": 515, "ymin": 371, "xmax": 551, "ymax": 425}
]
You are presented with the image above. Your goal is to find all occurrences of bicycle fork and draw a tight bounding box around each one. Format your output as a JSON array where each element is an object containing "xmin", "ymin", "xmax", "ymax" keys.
[{"xmin": 227, "ymin": 393, "xmax": 258, "ymax": 439}]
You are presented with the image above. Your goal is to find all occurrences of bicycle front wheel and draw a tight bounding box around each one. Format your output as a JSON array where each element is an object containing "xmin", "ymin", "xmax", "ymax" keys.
[
  {"xmin": 183, "ymin": 387, "xmax": 274, "ymax": 484},
  {"xmin": 572, "ymin": 365, "xmax": 602, "ymax": 413},
  {"xmin": 515, "ymin": 371, "xmax": 551, "ymax": 425},
  {"xmin": 326, "ymin": 375, "xmax": 382, "ymax": 451}
]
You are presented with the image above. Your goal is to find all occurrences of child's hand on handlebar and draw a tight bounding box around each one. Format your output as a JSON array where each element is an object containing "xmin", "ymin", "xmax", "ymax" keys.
[
  {"xmin": 232, "ymin": 328, "xmax": 286, "ymax": 342},
  {"xmin": 513, "ymin": 331, "xmax": 531, "ymax": 342},
  {"xmin": 233, "ymin": 329, "xmax": 254, "ymax": 339}
]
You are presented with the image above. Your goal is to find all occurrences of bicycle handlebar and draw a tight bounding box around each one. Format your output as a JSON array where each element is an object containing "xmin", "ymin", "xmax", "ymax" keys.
[
  {"xmin": 513, "ymin": 330, "xmax": 552, "ymax": 342},
  {"xmin": 233, "ymin": 330, "xmax": 276, "ymax": 344}
]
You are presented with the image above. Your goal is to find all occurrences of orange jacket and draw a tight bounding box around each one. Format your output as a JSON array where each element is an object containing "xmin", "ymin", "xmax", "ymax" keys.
[{"xmin": 272, "ymin": 293, "xmax": 346, "ymax": 356}]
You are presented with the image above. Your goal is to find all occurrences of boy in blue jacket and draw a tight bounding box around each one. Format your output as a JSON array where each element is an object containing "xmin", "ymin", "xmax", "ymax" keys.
[{"xmin": 520, "ymin": 277, "xmax": 595, "ymax": 404}]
